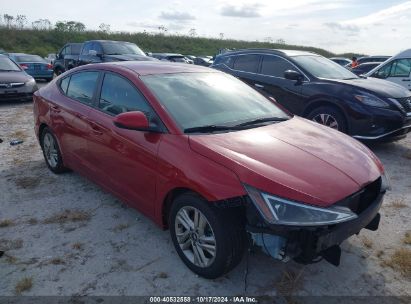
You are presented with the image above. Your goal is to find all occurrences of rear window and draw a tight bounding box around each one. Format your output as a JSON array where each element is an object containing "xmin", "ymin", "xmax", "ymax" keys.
[
  {"xmin": 233, "ymin": 55, "xmax": 260, "ymax": 73},
  {"xmin": 15, "ymin": 55, "xmax": 45, "ymax": 63},
  {"xmin": 66, "ymin": 71, "xmax": 99, "ymax": 105}
]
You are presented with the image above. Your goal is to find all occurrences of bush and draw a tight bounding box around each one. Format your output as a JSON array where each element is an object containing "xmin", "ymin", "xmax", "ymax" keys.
[{"xmin": 0, "ymin": 27, "xmax": 336, "ymax": 57}]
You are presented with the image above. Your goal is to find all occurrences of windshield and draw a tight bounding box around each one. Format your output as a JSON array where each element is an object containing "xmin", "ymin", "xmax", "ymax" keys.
[
  {"xmin": 0, "ymin": 57, "xmax": 21, "ymax": 71},
  {"xmin": 14, "ymin": 55, "xmax": 45, "ymax": 63},
  {"xmin": 102, "ymin": 42, "xmax": 145, "ymax": 56},
  {"xmin": 293, "ymin": 55, "xmax": 358, "ymax": 80},
  {"xmin": 141, "ymin": 72, "xmax": 289, "ymax": 131}
]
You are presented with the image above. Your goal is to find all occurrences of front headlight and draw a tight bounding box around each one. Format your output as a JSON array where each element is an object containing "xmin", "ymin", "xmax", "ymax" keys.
[
  {"xmin": 26, "ymin": 77, "xmax": 36, "ymax": 85},
  {"xmin": 244, "ymin": 184, "xmax": 357, "ymax": 226},
  {"xmin": 354, "ymin": 93, "xmax": 389, "ymax": 108}
]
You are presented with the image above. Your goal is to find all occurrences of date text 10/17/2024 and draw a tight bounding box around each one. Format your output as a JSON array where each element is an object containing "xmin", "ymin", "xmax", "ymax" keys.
[{"xmin": 149, "ymin": 296, "xmax": 258, "ymax": 303}]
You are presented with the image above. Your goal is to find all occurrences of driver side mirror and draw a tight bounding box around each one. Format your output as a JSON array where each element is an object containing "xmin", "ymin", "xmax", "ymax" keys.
[
  {"xmin": 113, "ymin": 111, "xmax": 152, "ymax": 131},
  {"xmin": 284, "ymin": 70, "xmax": 304, "ymax": 82}
]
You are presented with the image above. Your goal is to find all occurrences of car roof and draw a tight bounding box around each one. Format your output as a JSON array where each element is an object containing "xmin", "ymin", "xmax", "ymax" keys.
[
  {"xmin": 359, "ymin": 55, "xmax": 390, "ymax": 59},
  {"xmin": 391, "ymin": 48, "xmax": 411, "ymax": 59},
  {"xmin": 219, "ymin": 48, "xmax": 318, "ymax": 57},
  {"xmin": 88, "ymin": 61, "xmax": 216, "ymax": 76},
  {"xmin": 84, "ymin": 40, "xmax": 133, "ymax": 44},
  {"xmin": 152, "ymin": 53, "xmax": 184, "ymax": 57}
]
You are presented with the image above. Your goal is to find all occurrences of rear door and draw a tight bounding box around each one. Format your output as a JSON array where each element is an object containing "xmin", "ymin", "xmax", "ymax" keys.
[
  {"xmin": 231, "ymin": 54, "xmax": 261, "ymax": 86},
  {"xmin": 254, "ymin": 55, "xmax": 305, "ymax": 114},
  {"xmin": 51, "ymin": 71, "xmax": 100, "ymax": 173},
  {"xmin": 86, "ymin": 72, "xmax": 163, "ymax": 214}
]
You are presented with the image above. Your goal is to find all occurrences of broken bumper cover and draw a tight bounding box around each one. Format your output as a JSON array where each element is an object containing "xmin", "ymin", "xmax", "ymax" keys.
[{"xmin": 246, "ymin": 190, "xmax": 384, "ymax": 266}]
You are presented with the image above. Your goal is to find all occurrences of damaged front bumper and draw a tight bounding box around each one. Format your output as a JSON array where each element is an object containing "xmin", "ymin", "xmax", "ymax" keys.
[{"xmin": 245, "ymin": 179, "xmax": 385, "ymax": 266}]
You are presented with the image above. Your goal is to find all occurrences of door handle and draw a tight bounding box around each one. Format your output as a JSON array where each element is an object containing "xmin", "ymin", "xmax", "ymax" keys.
[
  {"xmin": 50, "ymin": 105, "xmax": 61, "ymax": 113},
  {"xmin": 89, "ymin": 122, "xmax": 104, "ymax": 135},
  {"xmin": 254, "ymin": 83, "xmax": 264, "ymax": 89}
]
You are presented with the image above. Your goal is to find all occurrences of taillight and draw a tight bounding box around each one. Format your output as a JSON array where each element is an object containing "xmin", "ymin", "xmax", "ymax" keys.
[
  {"xmin": 20, "ymin": 64, "xmax": 28, "ymax": 70},
  {"xmin": 46, "ymin": 64, "xmax": 53, "ymax": 70}
]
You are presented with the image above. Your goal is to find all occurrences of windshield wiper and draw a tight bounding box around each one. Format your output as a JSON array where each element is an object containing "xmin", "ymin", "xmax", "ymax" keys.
[
  {"xmin": 184, "ymin": 125, "xmax": 239, "ymax": 133},
  {"xmin": 234, "ymin": 117, "xmax": 288, "ymax": 127}
]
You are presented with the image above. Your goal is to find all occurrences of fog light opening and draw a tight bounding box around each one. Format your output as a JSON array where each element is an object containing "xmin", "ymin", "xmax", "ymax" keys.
[{"xmin": 250, "ymin": 233, "xmax": 289, "ymax": 261}]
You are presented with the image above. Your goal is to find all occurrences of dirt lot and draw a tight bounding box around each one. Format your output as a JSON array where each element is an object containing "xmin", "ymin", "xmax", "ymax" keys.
[{"xmin": 0, "ymin": 95, "xmax": 410, "ymax": 297}]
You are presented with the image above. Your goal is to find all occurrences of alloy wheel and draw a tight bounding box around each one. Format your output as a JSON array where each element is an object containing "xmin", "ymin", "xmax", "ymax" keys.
[
  {"xmin": 175, "ymin": 206, "xmax": 216, "ymax": 268},
  {"xmin": 312, "ymin": 113, "xmax": 339, "ymax": 130},
  {"xmin": 43, "ymin": 133, "xmax": 58, "ymax": 168}
]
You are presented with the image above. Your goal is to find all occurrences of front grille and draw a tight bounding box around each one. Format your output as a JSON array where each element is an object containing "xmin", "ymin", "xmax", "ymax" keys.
[
  {"xmin": 0, "ymin": 82, "xmax": 25, "ymax": 88},
  {"xmin": 395, "ymin": 97, "xmax": 411, "ymax": 113},
  {"xmin": 336, "ymin": 177, "xmax": 381, "ymax": 215}
]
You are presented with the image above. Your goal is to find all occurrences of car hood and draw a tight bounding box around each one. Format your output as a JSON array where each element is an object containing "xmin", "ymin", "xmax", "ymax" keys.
[
  {"xmin": 0, "ymin": 71, "xmax": 32, "ymax": 83},
  {"xmin": 189, "ymin": 117, "xmax": 383, "ymax": 207},
  {"xmin": 104, "ymin": 54, "xmax": 157, "ymax": 62},
  {"xmin": 328, "ymin": 77, "xmax": 410, "ymax": 98}
]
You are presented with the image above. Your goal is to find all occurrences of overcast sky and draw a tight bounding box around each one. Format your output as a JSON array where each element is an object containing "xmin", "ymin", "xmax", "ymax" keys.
[{"xmin": 1, "ymin": 0, "xmax": 411, "ymax": 55}]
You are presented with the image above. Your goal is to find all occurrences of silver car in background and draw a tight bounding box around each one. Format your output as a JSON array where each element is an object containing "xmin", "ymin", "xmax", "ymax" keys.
[{"xmin": 0, "ymin": 54, "xmax": 37, "ymax": 102}]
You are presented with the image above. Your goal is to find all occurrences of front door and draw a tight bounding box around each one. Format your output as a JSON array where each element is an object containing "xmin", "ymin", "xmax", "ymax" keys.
[
  {"xmin": 86, "ymin": 72, "xmax": 162, "ymax": 215},
  {"xmin": 255, "ymin": 55, "xmax": 305, "ymax": 114}
]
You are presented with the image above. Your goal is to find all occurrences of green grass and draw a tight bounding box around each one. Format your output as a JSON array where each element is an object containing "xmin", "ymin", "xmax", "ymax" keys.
[{"xmin": 0, "ymin": 27, "xmax": 341, "ymax": 58}]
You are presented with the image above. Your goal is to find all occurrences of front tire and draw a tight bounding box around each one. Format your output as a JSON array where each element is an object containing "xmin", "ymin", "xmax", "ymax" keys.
[
  {"xmin": 40, "ymin": 127, "xmax": 68, "ymax": 174},
  {"xmin": 169, "ymin": 193, "xmax": 245, "ymax": 279},
  {"xmin": 307, "ymin": 106, "xmax": 347, "ymax": 133}
]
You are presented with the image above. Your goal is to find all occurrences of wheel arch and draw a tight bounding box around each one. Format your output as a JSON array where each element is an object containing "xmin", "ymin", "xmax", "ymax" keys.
[
  {"xmin": 161, "ymin": 187, "xmax": 205, "ymax": 229},
  {"xmin": 302, "ymin": 98, "xmax": 351, "ymax": 133}
]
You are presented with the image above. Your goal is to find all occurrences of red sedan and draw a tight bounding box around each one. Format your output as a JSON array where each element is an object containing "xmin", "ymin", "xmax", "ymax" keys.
[{"xmin": 33, "ymin": 62, "xmax": 389, "ymax": 278}]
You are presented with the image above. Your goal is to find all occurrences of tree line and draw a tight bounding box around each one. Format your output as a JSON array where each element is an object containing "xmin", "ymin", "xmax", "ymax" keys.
[{"xmin": 0, "ymin": 13, "xmax": 355, "ymax": 58}]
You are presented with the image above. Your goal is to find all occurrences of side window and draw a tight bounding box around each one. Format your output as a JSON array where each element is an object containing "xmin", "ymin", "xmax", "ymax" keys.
[
  {"xmin": 94, "ymin": 43, "xmax": 103, "ymax": 54},
  {"xmin": 98, "ymin": 73, "xmax": 151, "ymax": 116},
  {"xmin": 66, "ymin": 72, "xmax": 99, "ymax": 105},
  {"xmin": 233, "ymin": 55, "xmax": 260, "ymax": 73},
  {"xmin": 81, "ymin": 43, "xmax": 91, "ymax": 55},
  {"xmin": 59, "ymin": 46, "xmax": 68, "ymax": 58},
  {"xmin": 261, "ymin": 56, "xmax": 295, "ymax": 77},
  {"xmin": 59, "ymin": 76, "xmax": 70, "ymax": 94},
  {"xmin": 218, "ymin": 56, "xmax": 234, "ymax": 68},
  {"xmin": 374, "ymin": 62, "xmax": 392, "ymax": 79},
  {"xmin": 389, "ymin": 59, "xmax": 411, "ymax": 77}
]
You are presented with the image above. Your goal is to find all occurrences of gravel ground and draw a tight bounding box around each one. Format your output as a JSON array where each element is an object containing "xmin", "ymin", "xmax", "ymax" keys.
[{"xmin": 0, "ymin": 89, "xmax": 410, "ymax": 297}]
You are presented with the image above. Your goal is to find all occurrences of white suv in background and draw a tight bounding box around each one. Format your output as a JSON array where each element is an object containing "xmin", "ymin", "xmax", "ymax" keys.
[{"xmin": 366, "ymin": 49, "xmax": 411, "ymax": 91}]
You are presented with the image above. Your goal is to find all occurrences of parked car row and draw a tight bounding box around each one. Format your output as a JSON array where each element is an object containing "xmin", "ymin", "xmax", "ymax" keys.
[{"xmin": 211, "ymin": 49, "xmax": 411, "ymax": 141}]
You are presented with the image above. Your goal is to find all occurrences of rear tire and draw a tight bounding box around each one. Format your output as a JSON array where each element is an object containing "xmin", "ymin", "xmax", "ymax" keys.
[
  {"xmin": 169, "ymin": 192, "xmax": 246, "ymax": 279},
  {"xmin": 307, "ymin": 106, "xmax": 347, "ymax": 133},
  {"xmin": 40, "ymin": 127, "xmax": 68, "ymax": 174}
]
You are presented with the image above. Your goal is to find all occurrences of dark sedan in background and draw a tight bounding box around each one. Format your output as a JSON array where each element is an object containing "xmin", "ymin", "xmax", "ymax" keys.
[
  {"xmin": 212, "ymin": 49, "xmax": 411, "ymax": 141},
  {"xmin": 349, "ymin": 62, "xmax": 381, "ymax": 76},
  {"xmin": 9, "ymin": 53, "xmax": 53, "ymax": 81},
  {"xmin": 151, "ymin": 53, "xmax": 190, "ymax": 63},
  {"xmin": 0, "ymin": 54, "xmax": 37, "ymax": 102}
]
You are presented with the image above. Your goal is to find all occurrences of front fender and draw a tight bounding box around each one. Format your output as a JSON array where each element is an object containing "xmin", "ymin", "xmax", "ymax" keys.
[{"xmin": 154, "ymin": 135, "xmax": 246, "ymax": 226}]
